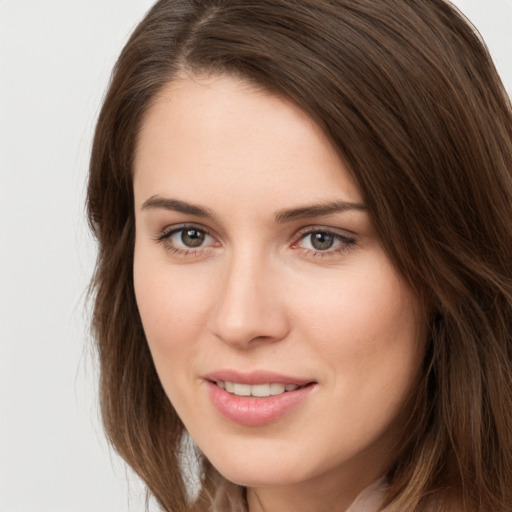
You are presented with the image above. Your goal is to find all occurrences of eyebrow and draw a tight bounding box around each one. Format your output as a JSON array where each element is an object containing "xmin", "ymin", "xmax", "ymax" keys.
[
  {"xmin": 274, "ymin": 200, "xmax": 366, "ymax": 223},
  {"xmin": 141, "ymin": 195, "xmax": 366, "ymax": 222},
  {"xmin": 141, "ymin": 196, "xmax": 215, "ymax": 218}
]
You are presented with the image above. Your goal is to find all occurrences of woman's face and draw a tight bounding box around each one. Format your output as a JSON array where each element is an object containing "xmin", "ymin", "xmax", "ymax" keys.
[{"xmin": 133, "ymin": 74, "xmax": 425, "ymax": 505}]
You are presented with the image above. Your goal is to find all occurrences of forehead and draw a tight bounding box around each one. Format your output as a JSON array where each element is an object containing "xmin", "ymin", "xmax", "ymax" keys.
[{"xmin": 133, "ymin": 74, "xmax": 362, "ymax": 210}]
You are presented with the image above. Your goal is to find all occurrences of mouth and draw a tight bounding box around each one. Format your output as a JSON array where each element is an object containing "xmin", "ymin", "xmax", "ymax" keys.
[
  {"xmin": 215, "ymin": 381, "xmax": 305, "ymax": 397},
  {"xmin": 205, "ymin": 376, "xmax": 317, "ymax": 426},
  {"xmin": 203, "ymin": 370, "xmax": 317, "ymax": 425}
]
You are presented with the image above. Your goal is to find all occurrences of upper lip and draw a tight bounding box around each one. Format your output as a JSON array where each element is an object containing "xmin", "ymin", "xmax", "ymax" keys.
[{"xmin": 203, "ymin": 369, "xmax": 315, "ymax": 386}]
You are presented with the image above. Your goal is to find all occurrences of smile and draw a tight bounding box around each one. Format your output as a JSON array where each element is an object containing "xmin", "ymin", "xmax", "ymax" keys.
[
  {"xmin": 216, "ymin": 381, "xmax": 300, "ymax": 397},
  {"xmin": 207, "ymin": 379, "xmax": 316, "ymax": 426}
]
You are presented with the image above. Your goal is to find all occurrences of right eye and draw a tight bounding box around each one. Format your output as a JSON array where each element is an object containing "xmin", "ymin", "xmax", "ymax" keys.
[
  {"xmin": 157, "ymin": 225, "xmax": 218, "ymax": 255},
  {"xmin": 173, "ymin": 227, "xmax": 208, "ymax": 247}
]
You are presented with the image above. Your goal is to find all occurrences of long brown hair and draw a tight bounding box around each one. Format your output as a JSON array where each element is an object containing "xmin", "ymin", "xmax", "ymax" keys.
[{"xmin": 87, "ymin": 1, "xmax": 512, "ymax": 510}]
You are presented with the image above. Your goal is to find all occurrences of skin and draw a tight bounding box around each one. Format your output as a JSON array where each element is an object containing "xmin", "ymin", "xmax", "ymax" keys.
[{"xmin": 133, "ymin": 74, "xmax": 426, "ymax": 512}]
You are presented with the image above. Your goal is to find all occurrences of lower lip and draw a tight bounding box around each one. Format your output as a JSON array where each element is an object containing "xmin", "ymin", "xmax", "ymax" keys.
[{"xmin": 205, "ymin": 381, "xmax": 316, "ymax": 426}]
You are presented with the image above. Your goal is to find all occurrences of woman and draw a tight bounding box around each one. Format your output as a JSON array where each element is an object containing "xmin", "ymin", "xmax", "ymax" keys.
[{"xmin": 87, "ymin": 1, "xmax": 512, "ymax": 510}]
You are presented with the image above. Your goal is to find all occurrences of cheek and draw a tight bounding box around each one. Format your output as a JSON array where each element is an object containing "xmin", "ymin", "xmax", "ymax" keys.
[
  {"xmin": 133, "ymin": 247, "xmax": 214, "ymax": 365},
  {"xmin": 294, "ymin": 260, "xmax": 418, "ymax": 346},
  {"xmin": 133, "ymin": 253, "xmax": 218, "ymax": 417},
  {"xmin": 290, "ymin": 266, "xmax": 424, "ymax": 459},
  {"xmin": 291, "ymin": 258, "xmax": 423, "ymax": 399}
]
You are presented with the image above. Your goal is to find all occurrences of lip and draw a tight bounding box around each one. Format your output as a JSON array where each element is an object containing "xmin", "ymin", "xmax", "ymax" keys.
[
  {"xmin": 203, "ymin": 370, "xmax": 317, "ymax": 426},
  {"xmin": 203, "ymin": 369, "xmax": 313, "ymax": 386}
]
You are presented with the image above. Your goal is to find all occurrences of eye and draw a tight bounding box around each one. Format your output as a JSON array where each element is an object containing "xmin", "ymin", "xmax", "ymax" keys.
[
  {"xmin": 303, "ymin": 231, "xmax": 337, "ymax": 251},
  {"xmin": 295, "ymin": 228, "xmax": 356, "ymax": 256},
  {"xmin": 174, "ymin": 228, "xmax": 208, "ymax": 248},
  {"xmin": 157, "ymin": 225, "xmax": 218, "ymax": 255}
]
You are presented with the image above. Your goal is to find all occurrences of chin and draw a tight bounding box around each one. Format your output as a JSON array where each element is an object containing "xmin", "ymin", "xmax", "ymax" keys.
[
  {"xmin": 216, "ymin": 465, "xmax": 306, "ymax": 488},
  {"xmin": 199, "ymin": 441, "xmax": 329, "ymax": 489}
]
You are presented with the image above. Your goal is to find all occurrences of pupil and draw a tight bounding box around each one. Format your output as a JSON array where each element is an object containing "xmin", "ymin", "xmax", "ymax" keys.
[
  {"xmin": 181, "ymin": 229, "xmax": 205, "ymax": 247},
  {"xmin": 311, "ymin": 232, "xmax": 334, "ymax": 250}
]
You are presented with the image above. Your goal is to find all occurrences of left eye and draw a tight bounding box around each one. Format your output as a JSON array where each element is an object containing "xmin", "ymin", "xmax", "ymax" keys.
[
  {"xmin": 168, "ymin": 227, "xmax": 214, "ymax": 248},
  {"xmin": 298, "ymin": 230, "xmax": 352, "ymax": 251}
]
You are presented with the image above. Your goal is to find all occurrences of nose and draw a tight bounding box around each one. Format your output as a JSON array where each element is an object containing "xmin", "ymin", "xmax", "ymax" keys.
[{"xmin": 207, "ymin": 250, "xmax": 290, "ymax": 348}]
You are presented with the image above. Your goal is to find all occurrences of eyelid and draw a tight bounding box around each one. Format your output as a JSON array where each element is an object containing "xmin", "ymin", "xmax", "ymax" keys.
[
  {"xmin": 155, "ymin": 223, "xmax": 220, "ymax": 255},
  {"xmin": 157, "ymin": 222, "xmax": 214, "ymax": 240},
  {"xmin": 154, "ymin": 222, "xmax": 357, "ymax": 259},
  {"xmin": 292, "ymin": 225, "xmax": 357, "ymax": 243},
  {"xmin": 291, "ymin": 225, "xmax": 357, "ymax": 255}
]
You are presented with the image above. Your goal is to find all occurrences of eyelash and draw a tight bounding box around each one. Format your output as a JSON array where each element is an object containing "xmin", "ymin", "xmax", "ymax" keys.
[
  {"xmin": 155, "ymin": 224, "xmax": 356, "ymax": 258},
  {"xmin": 156, "ymin": 224, "xmax": 217, "ymax": 256},
  {"xmin": 293, "ymin": 227, "xmax": 356, "ymax": 258}
]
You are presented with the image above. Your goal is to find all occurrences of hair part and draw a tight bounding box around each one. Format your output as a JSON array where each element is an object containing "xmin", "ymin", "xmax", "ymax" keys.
[{"xmin": 87, "ymin": 1, "xmax": 512, "ymax": 510}]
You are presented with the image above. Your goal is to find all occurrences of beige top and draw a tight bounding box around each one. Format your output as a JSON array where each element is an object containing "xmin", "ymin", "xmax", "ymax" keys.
[{"xmin": 345, "ymin": 478, "xmax": 387, "ymax": 512}]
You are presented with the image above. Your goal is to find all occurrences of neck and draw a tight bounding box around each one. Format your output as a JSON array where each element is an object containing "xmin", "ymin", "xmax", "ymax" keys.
[{"xmin": 247, "ymin": 468, "xmax": 386, "ymax": 512}]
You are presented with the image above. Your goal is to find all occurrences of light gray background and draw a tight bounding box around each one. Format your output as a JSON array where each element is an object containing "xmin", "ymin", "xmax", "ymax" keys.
[{"xmin": 0, "ymin": 1, "xmax": 510, "ymax": 511}]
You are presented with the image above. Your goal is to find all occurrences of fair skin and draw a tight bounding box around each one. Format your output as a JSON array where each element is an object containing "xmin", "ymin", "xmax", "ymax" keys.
[{"xmin": 133, "ymin": 74, "xmax": 425, "ymax": 512}]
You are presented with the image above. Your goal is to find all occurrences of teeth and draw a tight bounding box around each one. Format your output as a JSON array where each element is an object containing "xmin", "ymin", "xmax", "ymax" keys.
[
  {"xmin": 233, "ymin": 383, "xmax": 251, "ymax": 396},
  {"xmin": 216, "ymin": 381, "xmax": 302, "ymax": 397},
  {"xmin": 269, "ymin": 383, "xmax": 286, "ymax": 395},
  {"xmin": 252, "ymin": 383, "xmax": 271, "ymax": 397}
]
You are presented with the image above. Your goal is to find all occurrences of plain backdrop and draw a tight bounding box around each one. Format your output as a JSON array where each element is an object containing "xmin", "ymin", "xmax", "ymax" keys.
[{"xmin": 0, "ymin": 1, "xmax": 511, "ymax": 511}]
